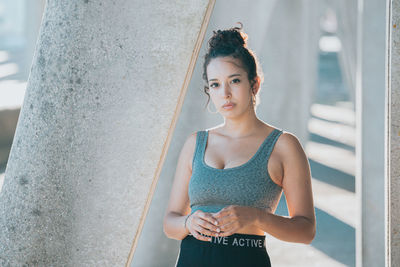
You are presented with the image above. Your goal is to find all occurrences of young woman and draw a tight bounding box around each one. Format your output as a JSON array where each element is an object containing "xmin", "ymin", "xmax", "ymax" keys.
[{"xmin": 163, "ymin": 23, "xmax": 316, "ymax": 267}]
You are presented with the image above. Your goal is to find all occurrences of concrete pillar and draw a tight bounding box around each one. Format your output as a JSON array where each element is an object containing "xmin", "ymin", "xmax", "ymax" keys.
[
  {"xmin": 387, "ymin": 0, "xmax": 400, "ymax": 265},
  {"xmin": 333, "ymin": 0, "xmax": 358, "ymax": 105},
  {"xmin": 355, "ymin": 0, "xmax": 387, "ymax": 266},
  {"xmin": 0, "ymin": 0, "xmax": 212, "ymax": 266},
  {"xmin": 257, "ymin": 0, "xmax": 322, "ymax": 146}
]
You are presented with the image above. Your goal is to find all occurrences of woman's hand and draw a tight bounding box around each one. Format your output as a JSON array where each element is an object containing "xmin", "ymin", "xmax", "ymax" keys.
[
  {"xmin": 210, "ymin": 205, "xmax": 259, "ymax": 237},
  {"xmin": 186, "ymin": 210, "xmax": 221, "ymax": 241}
]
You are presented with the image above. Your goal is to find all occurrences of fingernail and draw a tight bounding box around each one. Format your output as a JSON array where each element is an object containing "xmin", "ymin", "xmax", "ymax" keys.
[
  {"xmin": 215, "ymin": 221, "xmax": 218, "ymax": 225},
  {"xmin": 217, "ymin": 228, "xmax": 220, "ymax": 232}
]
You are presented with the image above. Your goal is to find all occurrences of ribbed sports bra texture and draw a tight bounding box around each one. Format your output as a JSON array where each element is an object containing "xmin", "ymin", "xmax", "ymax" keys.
[{"xmin": 188, "ymin": 128, "xmax": 284, "ymax": 215}]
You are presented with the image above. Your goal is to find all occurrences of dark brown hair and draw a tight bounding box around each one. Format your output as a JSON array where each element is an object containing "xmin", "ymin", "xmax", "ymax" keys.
[{"xmin": 202, "ymin": 22, "xmax": 264, "ymax": 108}]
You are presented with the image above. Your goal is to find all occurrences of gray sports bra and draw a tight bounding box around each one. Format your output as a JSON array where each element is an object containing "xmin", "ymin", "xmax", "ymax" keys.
[{"xmin": 188, "ymin": 128, "xmax": 284, "ymax": 215}]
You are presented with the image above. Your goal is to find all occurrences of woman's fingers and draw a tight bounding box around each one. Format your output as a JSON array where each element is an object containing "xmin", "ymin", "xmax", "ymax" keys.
[
  {"xmin": 198, "ymin": 217, "xmax": 220, "ymax": 235},
  {"xmin": 190, "ymin": 211, "xmax": 221, "ymax": 241},
  {"xmin": 198, "ymin": 211, "xmax": 220, "ymax": 233},
  {"xmin": 202, "ymin": 212, "xmax": 219, "ymax": 226},
  {"xmin": 188, "ymin": 212, "xmax": 210, "ymax": 241},
  {"xmin": 192, "ymin": 230, "xmax": 212, "ymax": 241},
  {"xmin": 190, "ymin": 221, "xmax": 212, "ymax": 241}
]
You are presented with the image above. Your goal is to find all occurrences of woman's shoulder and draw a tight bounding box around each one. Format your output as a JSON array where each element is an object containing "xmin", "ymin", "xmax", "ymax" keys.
[
  {"xmin": 180, "ymin": 129, "xmax": 206, "ymax": 155},
  {"xmin": 182, "ymin": 131, "xmax": 198, "ymax": 149},
  {"xmin": 180, "ymin": 130, "xmax": 210, "ymax": 170},
  {"xmin": 181, "ymin": 126, "xmax": 218, "ymax": 151},
  {"xmin": 277, "ymin": 130, "xmax": 302, "ymax": 147},
  {"xmin": 184, "ymin": 129, "xmax": 206, "ymax": 142},
  {"xmin": 274, "ymin": 130, "xmax": 307, "ymax": 162}
]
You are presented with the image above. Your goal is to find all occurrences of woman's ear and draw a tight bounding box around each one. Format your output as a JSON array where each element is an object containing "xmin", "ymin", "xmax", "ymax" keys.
[{"xmin": 252, "ymin": 76, "xmax": 261, "ymax": 94}]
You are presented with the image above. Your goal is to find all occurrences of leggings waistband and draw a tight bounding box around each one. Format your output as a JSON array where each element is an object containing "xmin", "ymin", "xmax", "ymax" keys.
[{"xmin": 184, "ymin": 233, "xmax": 266, "ymax": 249}]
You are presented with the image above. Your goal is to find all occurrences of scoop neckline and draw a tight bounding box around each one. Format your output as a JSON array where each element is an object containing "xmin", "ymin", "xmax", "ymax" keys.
[{"xmin": 201, "ymin": 128, "xmax": 278, "ymax": 171}]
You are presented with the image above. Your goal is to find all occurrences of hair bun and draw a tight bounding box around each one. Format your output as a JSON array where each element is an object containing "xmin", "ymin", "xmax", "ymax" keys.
[{"xmin": 208, "ymin": 22, "xmax": 248, "ymax": 50}]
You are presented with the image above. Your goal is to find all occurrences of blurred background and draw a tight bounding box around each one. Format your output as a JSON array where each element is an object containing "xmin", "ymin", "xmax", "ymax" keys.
[
  {"xmin": 0, "ymin": 0, "xmax": 384, "ymax": 266},
  {"xmin": 0, "ymin": 0, "xmax": 45, "ymax": 184}
]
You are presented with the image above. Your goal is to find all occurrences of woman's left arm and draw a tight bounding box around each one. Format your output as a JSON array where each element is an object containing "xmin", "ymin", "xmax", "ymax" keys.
[{"xmin": 254, "ymin": 132, "xmax": 316, "ymax": 244}]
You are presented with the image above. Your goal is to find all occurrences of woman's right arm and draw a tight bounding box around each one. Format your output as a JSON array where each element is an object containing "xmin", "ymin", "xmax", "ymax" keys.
[
  {"xmin": 163, "ymin": 132, "xmax": 197, "ymax": 240},
  {"xmin": 163, "ymin": 132, "xmax": 220, "ymax": 241}
]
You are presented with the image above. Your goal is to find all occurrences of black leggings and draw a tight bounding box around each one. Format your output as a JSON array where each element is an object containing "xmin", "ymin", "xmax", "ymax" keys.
[{"xmin": 175, "ymin": 233, "xmax": 271, "ymax": 267}]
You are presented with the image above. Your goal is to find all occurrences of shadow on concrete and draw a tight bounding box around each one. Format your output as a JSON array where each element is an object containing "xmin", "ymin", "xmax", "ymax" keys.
[
  {"xmin": 275, "ymin": 195, "xmax": 355, "ymax": 267},
  {"xmin": 309, "ymin": 159, "xmax": 355, "ymax": 193},
  {"xmin": 311, "ymin": 207, "xmax": 355, "ymax": 267},
  {"xmin": 309, "ymin": 131, "xmax": 355, "ymax": 152}
]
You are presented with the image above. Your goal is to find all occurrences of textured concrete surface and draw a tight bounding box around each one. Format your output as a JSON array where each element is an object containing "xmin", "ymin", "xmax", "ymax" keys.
[
  {"xmin": 0, "ymin": 0, "xmax": 210, "ymax": 266},
  {"xmin": 388, "ymin": 0, "xmax": 400, "ymax": 265}
]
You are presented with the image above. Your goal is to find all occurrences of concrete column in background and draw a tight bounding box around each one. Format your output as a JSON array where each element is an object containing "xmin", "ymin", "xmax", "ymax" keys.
[
  {"xmin": 257, "ymin": 0, "xmax": 322, "ymax": 146},
  {"xmin": 333, "ymin": 0, "xmax": 358, "ymax": 105},
  {"xmin": 387, "ymin": 0, "xmax": 400, "ymax": 265},
  {"xmin": 355, "ymin": 0, "xmax": 386, "ymax": 266},
  {"xmin": 0, "ymin": 0, "xmax": 212, "ymax": 266}
]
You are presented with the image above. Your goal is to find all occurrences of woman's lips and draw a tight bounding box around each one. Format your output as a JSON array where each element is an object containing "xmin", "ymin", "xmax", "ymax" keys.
[{"xmin": 222, "ymin": 103, "xmax": 234, "ymax": 109}]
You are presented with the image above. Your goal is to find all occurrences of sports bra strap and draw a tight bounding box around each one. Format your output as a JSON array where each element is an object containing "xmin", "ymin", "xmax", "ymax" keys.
[
  {"xmin": 192, "ymin": 131, "xmax": 205, "ymax": 168},
  {"xmin": 265, "ymin": 129, "xmax": 283, "ymax": 161}
]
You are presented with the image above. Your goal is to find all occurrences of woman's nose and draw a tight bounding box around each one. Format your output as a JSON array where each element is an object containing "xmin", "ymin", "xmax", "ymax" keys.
[{"xmin": 222, "ymin": 83, "xmax": 231, "ymax": 98}]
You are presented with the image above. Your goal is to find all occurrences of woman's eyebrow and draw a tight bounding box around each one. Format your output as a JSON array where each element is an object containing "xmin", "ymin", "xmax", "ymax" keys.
[{"xmin": 209, "ymin": 73, "xmax": 241, "ymax": 82}]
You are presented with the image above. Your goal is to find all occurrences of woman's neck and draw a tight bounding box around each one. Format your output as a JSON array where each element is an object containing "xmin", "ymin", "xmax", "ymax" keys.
[{"xmin": 221, "ymin": 109, "xmax": 264, "ymax": 138}]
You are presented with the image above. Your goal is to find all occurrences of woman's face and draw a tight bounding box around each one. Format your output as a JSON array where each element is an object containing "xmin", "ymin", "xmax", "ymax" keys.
[{"xmin": 206, "ymin": 56, "xmax": 254, "ymax": 117}]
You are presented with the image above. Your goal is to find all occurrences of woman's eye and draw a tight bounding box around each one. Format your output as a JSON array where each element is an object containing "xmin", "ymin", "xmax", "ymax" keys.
[
  {"xmin": 210, "ymin": 82, "xmax": 219, "ymax": 88},
  {"xmin": 231, "ymin": 78, "xmax": 240, "ymax": 84}
]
